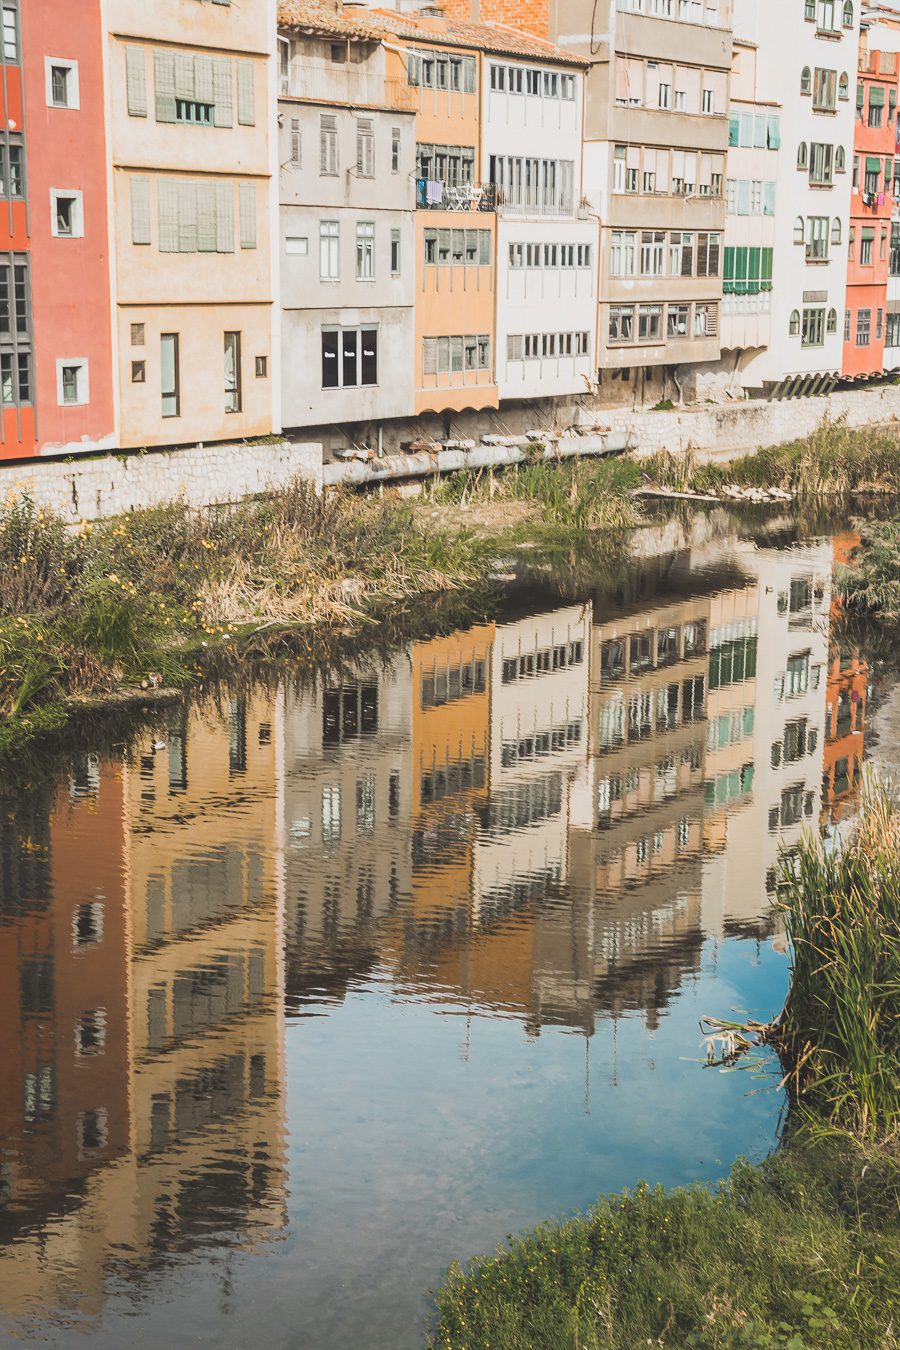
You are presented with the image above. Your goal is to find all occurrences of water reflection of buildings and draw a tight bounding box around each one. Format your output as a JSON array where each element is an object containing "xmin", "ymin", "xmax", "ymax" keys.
[
  {"xmin": 821, "ymin": 533, "xmax": 870, "ymax": 825},
  {"xmin": 0, "ymin": 696, "xmax": 286, "ymax": 1324}
]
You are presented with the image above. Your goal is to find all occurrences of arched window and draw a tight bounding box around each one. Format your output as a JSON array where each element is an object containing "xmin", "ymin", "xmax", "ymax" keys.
[
  {"xmin": 843, "ymin": 0, "xmax": 854, "ymax": 27},
  {"xmin": 804, "ymin": 0, "xmax": 815, "ymax": 17},
  {"xmin": 801, "ymin": 66, "xmax": 812, "ymax": 96},
  {"xmin": 831, "ymin": 218, "xmax": 842, "ymax": 245},
  {"xmin": 835, "ymin": 146, "xmax": 846, "ymax": 173},
  {"xmin": 789, "ymin": 310, "xmax": 801, "ymax": 337},
  {"xmin": 827, "ymin": 309, "xmax": 838, "ymax": 334},
  {"xmin": 794, "ymin": 216, "xmax": 805, "ymax": 244},
  {"xmin": 839, "ymin": 72, "xmax": 849, "ymax": 100},
  {"xmin": 797, "ymin": 142, "xmax": 809, "ymax": 171}
]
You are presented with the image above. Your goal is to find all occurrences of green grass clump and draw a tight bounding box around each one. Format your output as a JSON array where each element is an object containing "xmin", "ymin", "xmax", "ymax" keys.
[
  {"xmin": 776, "ymin": 777, "xmax": 900, "ymax": 1142},
  {"xmin": 430, "ymin": 1139, "xmax": 900, "ymax": 1350},
  {"xmin": 838, "ymin": 518, "xmax": 900, "ymax": 621},
  {"xmin": 428, "ymin": 456, "xmax": 644, "ymax": 531}
]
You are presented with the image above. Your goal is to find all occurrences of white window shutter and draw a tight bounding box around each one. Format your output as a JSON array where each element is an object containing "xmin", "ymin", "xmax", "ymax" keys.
[
  {"xmin": 154, "ymin": 50, "xmax": 177, "ymax": 123},
  {"xmin": 239, "ymin": 183, "xmax": 256, "ymax": 249},
  {"xmin": 213, "ymin": 59, "xmax": 233, "ymax": 127},
  {"xmin": 126, "ymin": 46, "xmax": 147, "ymax": 117},
  {"xmin": 197, "ymin": 181, "xmax": 217, "ymax": 252},
  {"xmin": 130, "ymin": 176, "xmax": 151, "ymax": 244},
  {"xmin": 423, "ymin": 338, "xmax": 436, "ymax": 374},
  {"xmin": 174, "ymin": 51, "xmax": 196, "ymax": 100},
  {"xmin": 178, "ymin": 180, "xmax": 198, "ymax": 253},
  {"xmin": 237, "ymin": 61, "xmax": 255, "ymax": 125},
  {"xmin": 158, "ymin": 179, "xmax": 179, "ymax": 252},
  {"xmin": 194, "ymin": 55, "xmax": 214, "ymax": 105},
  {"xmin": 215, "ymin": 181, "xmax": 234, "ymax": 252}
]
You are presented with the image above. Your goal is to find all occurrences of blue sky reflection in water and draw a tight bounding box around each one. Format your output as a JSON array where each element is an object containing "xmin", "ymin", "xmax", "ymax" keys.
[{"xmin": 0, "ymin": 518, "xmax": 876, "ymax": 1350}]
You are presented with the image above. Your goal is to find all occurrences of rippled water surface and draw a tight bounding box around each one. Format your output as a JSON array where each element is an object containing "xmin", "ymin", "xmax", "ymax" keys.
[{"xmin": 0, "ymin": 515, "xmax": 882, "ymax": 1348}]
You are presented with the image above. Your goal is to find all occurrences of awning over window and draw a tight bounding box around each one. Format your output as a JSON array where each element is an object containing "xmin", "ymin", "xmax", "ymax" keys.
[
  {"xmin": 870, "ymin": 85, "xmax": 886, "ymax": 106},
  {"xmin": 862, "ymin": 226, "xmax": 875, "ymax": 241},
  {"xmin": 866, "ymin": 156, "xmax": 883, "ymax": 173}
]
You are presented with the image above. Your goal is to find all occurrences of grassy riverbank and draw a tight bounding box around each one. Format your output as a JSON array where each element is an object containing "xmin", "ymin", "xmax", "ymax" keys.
[{"xmin": 429, "ymin": 786, "xmax": 900, "ymax": 1350}]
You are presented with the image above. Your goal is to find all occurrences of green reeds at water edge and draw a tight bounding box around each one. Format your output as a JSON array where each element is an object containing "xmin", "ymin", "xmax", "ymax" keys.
[{"xmin": 775, "ymin": 776, "xmax": 900, "ymax": 1143}]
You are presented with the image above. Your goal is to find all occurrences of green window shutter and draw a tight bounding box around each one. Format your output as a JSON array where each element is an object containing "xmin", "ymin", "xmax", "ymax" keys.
[
  {"xmin": 154, "ymin": 50, "xmax": 177, "ymax": 123},
  {"xmin": 749, "ymin": 246, "xmax": 761, "ymax": 292},
  {"xmin": 213, "ymin": 59, "xmax": 233, "ymax": 127},
  {"xmin": 866, "ymin": 155, "xmax": 882, "ymax": 173},
  {"xmin": 177, "ymin": 180, "xmax": 198, "ymax": 253},
  {"xmin": 126, "ymin": 46, "xmax": 147, "ymax": 117},
  {"xmin": 157, "ymin": 179, "xmax": 179, "ymax": 251},
  {"xmin": 239, "ymin": 183, "xmax": 256, "ymax": 248},
  {"xmin": 237, "ymin": 61, "xmax": 255, "ymax": 125},
  {"xmin": 762, "ymin": 247, "xmax": 773, "ymax": 289},
  {"xmin": 197, "ymin": 181, "xmax": 217, "ymax": 252},
  {"xmin": 734, "ymin": 245, "xmax": 748, "ymax": 294},
  {"xmin": 215, "ymin": 181, "xmax": 234, "ymax": 252},
  {"xmin": 862, "ymin": 226, "xmax": 875, "ymax": 241},
  {"xmin": 870, "ymin": 85, "xmax": 885, "ymax": 105},
  {"xmin": 130, "ymin": 176, "xmax": 151, "ymax": 244},
  {"xmin": 728, "ymin": 115, "xmax": 739, "ymax": 146},
  {"xmin": 174, "ymin": 51, "xmax": 196, "ymax": 100},
  {"xmin": 723, "ymin": 244, "xmax": 734, "ymax": 282},
  {"xmin": 195, "ymin": 55, "xmax": 214, "ymax": 105},
  {"xmin": 857, "ymin": 83, "xmax": 864, "ymax": 108}
]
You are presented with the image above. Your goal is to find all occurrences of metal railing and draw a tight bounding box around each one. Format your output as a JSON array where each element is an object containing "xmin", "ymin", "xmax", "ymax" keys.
[
  {"xmin": 281, "ymin": 63, "xmax": 417, "ymax": 112},
  {"xmin": 415, "ymin": 179, "xmax": 497, "ymax": 212}
]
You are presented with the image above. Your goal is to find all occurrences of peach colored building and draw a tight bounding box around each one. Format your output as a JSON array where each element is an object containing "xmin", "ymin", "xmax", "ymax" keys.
[{"xmin": 105, "ymin": 0, "xmax": 278, "ymax": 449}]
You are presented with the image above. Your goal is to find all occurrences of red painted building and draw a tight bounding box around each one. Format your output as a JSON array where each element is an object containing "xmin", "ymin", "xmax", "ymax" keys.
[
  {"xmin": 843, "ymin": 33, "xmax": 899, "ymax": 377},
  {"xmin": 0, "ymin": 0, "xmax": 34, "ymax": 455}
]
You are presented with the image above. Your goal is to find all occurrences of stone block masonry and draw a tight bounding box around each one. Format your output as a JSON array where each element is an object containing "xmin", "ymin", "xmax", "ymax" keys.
[{"xmin": 0, "ymin": 440, "xmax": 324, "ymax": 523}]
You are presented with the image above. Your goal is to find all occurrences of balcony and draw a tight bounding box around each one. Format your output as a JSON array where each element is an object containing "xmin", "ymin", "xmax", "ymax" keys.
[
  {"xmin": 281, "ymin": 62, "xmax": 417, "ymax": 112},
  {"xmin": 416, "ymin": 179, "xmax": 497, "ymax": 212},
  {"xmin": 496, "ymin": 188, "xmax": 577, "ymax": 218}
]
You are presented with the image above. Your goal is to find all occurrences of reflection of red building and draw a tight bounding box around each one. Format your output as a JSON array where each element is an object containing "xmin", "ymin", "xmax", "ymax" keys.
[
  {"xmin": 843, "ymin": 30, "xmax": 899, "ymax": 378},
  {"xmin": 821, "ymin": 534, "xmax": 869, "ymax": 823}
]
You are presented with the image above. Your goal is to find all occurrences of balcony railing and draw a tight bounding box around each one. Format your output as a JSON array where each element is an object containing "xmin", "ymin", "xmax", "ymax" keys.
[
  {"xmin": 496, "ymin": 188, "xmax": 576, "ymax": 218},
  {"xmin": 281, "ymin": 63, "xmax": 417, "ymax": 112},
  {"xmin": 416, "ymin": 179, "xmax": 497, "ymax": 212}
]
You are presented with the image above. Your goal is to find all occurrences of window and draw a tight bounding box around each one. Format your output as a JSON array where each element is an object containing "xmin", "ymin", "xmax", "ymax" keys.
[
  {"xmin": 669, "ymin": 231, "xmax": 694, "ymax": 276},
  {"xmin": 839, "ymin": 72, "xmax": 849, "ymax": 99},
  {"xmin": 835, "ymin": 146, "xmax": 845, "ymax": 173},
  {"xmin": 356, "ymin": 118, "xmax": 374, "ymax": 177},
  {"xmin": 813, "ymin": 67, "xmax": 836, "ymax": 110},
  {"xmin": 175, "ymin": 96, "xmax": 213, "ymax": 125},
  {"xmin": 321, "ymin": 326, "xmax": 378, "ymax": 389},
  {"xmin": 51, "ymin": 190, "xmax": 83, "ymax": 238},
  {"xmin": 47, "ymin": 58, "xmax": 79, "ymax": 109},
  {"xmin": 887, "ymin": 312, "xmax": 900, "ymax": 347},
  {"xmin": 818, "ymin": 0, "xmax": 837, "ymax": 29},
  {"xmin": 290, "ymin": 117, "xmax": 301, "ymax": 166},
  {"xmin": 809, "ymin": 142, "xmax": 833, "ymax": 185},
  {"xmin": 843, "ymin": 0, "xmax": 853, "ymax": 25},
  {"xmin": 285, "ymin": 236, "xmax": 308, "ymax": 255},
  {"xmin": 802, "ymin": 308, "xmax": 825, "ymax": 347},
  {"xmin": 827, "ymin": 307, "xmax": 838, "ymax": 334},
  {"xmin": 861, "ymin": 227, "xmax": 874, "ymax": 266},
  {"xmin": 391, "ymin": 126, "xmax": 400, "ymax": 172},
  {"xmin": 610, "ymin": 230, "xmax": 636, "ymax": 276},
  {"xmin": 789, "ymin": 309, "xmax": 801, "ymax": 337},
  {"xmin": 609, "ymin": 305, "xmax": 634, "ymax": 343},
  {"xmin": 320, "ymin": 219, "xmax": 339, "ymax": 280},
  {"xmin": 320, "ymin": 114, "xmax": 338, "ymax": 176},
  {"xmin": 1, "ymin": 4, "xmax": 17, "ymax": 61},
  {"xmin": 696, "ymin": 232, "xmax": 720, "ymax": 276},
  {"xmin": 667, "ymin": 303, "xmax": 690, "ymax": 338},
  {"xmin": 806, "ymin": 215, "xmax": 829, "ymax": 260},
  {"xmin": 75, "ymin": 1009, "xmax": 107, "ymax": 1057},
  {"xmin": 694, "ymin": 303, "xmax": 717, "ymax": 338},
  {"xmin": 132, "ymin": 359, "xmax": 145, "ymax": 382},
  {"xmin": 0, "ymin": 142, "xmax": 24, "ymax": 199},
  {"xmin": 224, "ymin": 331, "xmax": 241, "ymax": 413},
  {"xmin": 856, "ymin": 308, "xmax": 871, "ymax": 346},
  {"xmin": 356, "ymin": 221, "xmax": 374, "ymax": 279},
  {"xmin": 801, "ymin": 66, "xmax": 812, "ymax": 96},
  {"xmin": 869, "ymin": 89, "xmax": 885, "ymax": 128},
  {"xmin": 637, "ymin": 304, "xmax": 662, "ymax": 341},
  {"xmin": 161, "ymin": 333, "xmax": 180, "ymax": 417},
  {"xmin": 255, "ymin": 355, "xmax": 268, "ymax": 378},
  {"xmin": 797, "ymin": 142, "xmax": 808, "ymax": 171},
  {"xmin": 786, "ymin": 652, "xmax": 810, "ymax": 696},
  {"xmin": 57, "ymin": 359, "xmax": 88, "ymax": 406},
  {"xmin": 422, "ymin": 333, "xmax": 490, "ymax": 376},
  {"xmin": 131, "ymin": 322, "xmax": 145, "ymax": 346},
  {"xmin": 390, "ymin": 228, "xmax": 401, "ymax": 275},
  {"xmin": 640, "ymin": 230, "xmax": 665, "ymax": 276}
]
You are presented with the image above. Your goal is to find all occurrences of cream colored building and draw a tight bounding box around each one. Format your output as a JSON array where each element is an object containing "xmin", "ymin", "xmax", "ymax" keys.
[{"xmin": 105, "ymin": 0, "xmax": 278, "ymax": 448}]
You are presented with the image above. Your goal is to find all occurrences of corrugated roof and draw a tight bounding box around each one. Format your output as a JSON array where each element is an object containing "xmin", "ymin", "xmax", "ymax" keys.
[{"xmin": 278, "ymin": 1, "xmax": 589, "ymax": 66}]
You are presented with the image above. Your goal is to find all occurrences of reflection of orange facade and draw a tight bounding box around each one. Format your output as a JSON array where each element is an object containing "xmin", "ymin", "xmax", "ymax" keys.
[{"xmin": 822, "ymin": 534, "xmax": 868, "ymax": 823}]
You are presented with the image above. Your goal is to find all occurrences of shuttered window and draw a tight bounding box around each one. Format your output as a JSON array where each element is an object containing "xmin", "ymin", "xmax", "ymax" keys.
[
  {"xmin": 154, "ymin": 48, "xmax": 236, "ymax": 126},
  {"xmin": 356, "ymin": 118, "xmax": 374, "ymax": 177},
  {"xmin": 126, "ymin": 46, "xmax": 147, "ymax": 117},
  {"xmin": 320, "ymin": 114, "xmax": 338, "ymax": 175},
  {"xmin": 157, "ymin": 179, "xmax": 235, "ymax": 253},
  {"xmin": 239, "ymin": 183, "xmax": 256, "ymax": 249},
  {"xmin": 154, "ymin": 50, "xmax": 176, "ymax": 123},
  {"xmin": 213, "ymin": 59, "xmax": 232, "ymax": 126},
  {"xmin": 130, "ymin": 177, "xmax": 151, "ymax": 244},
  {"xmin": 236, "ymin": 61, "xmax": 255, "ymax": 125}
]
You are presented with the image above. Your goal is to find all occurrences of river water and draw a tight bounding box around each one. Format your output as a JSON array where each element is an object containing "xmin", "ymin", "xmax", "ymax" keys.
[{"xmin": 0, "ymin": 511, "xmax": 885, "ymax": 1349}]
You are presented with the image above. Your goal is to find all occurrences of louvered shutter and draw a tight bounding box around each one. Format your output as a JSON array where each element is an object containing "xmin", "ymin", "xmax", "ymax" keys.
[
  {"xmin": 237, "ymin": 61, "xmax": 255, "ymax": 125},
  {"xmin": 174, "ymin": 52, "xmax": 195, "ymax": 100},
  {"xmin": 423, "ymin": 338, "xmax": 436, "ymax": 375},
  {"xmin": 126, "ymin": 46, "xmax": 147, "ymax": 117},
  {"xmin": 213, "ymin": 59, "xmax": 233, "ymax": 127},
  {"xmin": 178, "ymin": 181, "xmax": 198, "ymax": 253},
  {"xmin": 239, "ymin": 183, "xmax": 256, "ymax": 249},
  {"xmin": 158, "ymin": 179, "xmax": 179, "ymax": 252},
  {"xmin": 130, "ymin": 177, "xmax": 151, "ymax": 244},
  {"xmin": 154, "ymin": 50, "xmax": 177, "ymax": 123},
  {"xmin": 195, "ymin": 55, "xmax": 214, "ymax": 105},
  {"xmin": 215, "ymin": 181, "xmax": 234, "ymax": 252},
  {"xmin": 197, "ymin": 181, "xmax": 217, "ymax": 252}
]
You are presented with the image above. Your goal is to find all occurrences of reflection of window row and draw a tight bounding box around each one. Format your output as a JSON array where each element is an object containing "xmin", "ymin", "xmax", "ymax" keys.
[
  {"xmin": 421, "ymin": 753, "xmax": 487, "ymax": 803},
  {"xmin": 824, "ymin": 754, "xmax": 861, "ymax": 800},
  {"xmin": 768, "ymin": 784, "xmax": 816, "ymax": 831},
  {"xmin": 145, "ymin": 847, "xmax": 265, "ymax": 946},
  {"xmin": 23, "ymin": 1064, "xmax": 54, "ymax": 1124},
  {"xmin": 707, "ymin": 707, "xmax": 754, "ymax": 753},
  {"xmin": 598, "ymin": 676, "xmax": 706, "ymax": 749},
  {"xmin": 771, "ymin": 717, "xmax": 818, "ymax": 767},
  {"xmin": 500, "ymin": 720, "xmax": 582, "ymax": 768},
  {"xmin": 146, "ymin": 949, "xmax": 267, "ymax": 1051},
  {"xmin": 597, "ymin": 744, "xmax": 704, "ymax": 825},
  {"xmin": 148, "ymin": 1051, "xmax": 267, "ymax": 1153},
  {"xmin": 478, "ymin": 771, "xmax": 563, "ymax": 833},
  {"xmin": 708, "ymin": 635, "xmax": 757, "ymax": 690},
  {"xmin": 595, "ymin": 817, "xmax": 698, "ymax": 888},
  {"xmin": 477, "ymin": 863, "xmax": 563, "ymax": 928},
  {"xmin": 323, "ymin": 683, "xmax": 378, "ymax": 745},
  {"xmin": 827, "ymin": 689, "xmax": 864, "ymax": 742},
  {"xmin": 705, "ymin": 762, "xmax": 754, "ymax": 808},
  {"xmin": 412, "ymin": 812, "xmax": 474, "ymax": 867},
  {"xmin": 420, "ymin": 655, "xmax": 488, "ymax": 709},
  {"xmin": 594, "ymin": 893, "xmax": 691, "ymax": 963},
  {"xmin": 774, "ymin": 652, "xmax": 822, "ymax": 701},
  {"xmin": 501, "ymin": 639, "xmax": 584, "ymax": 684},
  {"xmin": 599, "ymin": 622, "xmax": 707, "ymax": 682}
]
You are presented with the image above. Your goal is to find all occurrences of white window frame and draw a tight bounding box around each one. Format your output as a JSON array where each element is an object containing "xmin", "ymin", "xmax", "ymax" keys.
[
  {"xmin": 50, "ymin": 188, "xmax": 84, "ymax": 239},
  {"xmin": 45, "ymin": 57, "xmax": 80, "ymax": 109},
  {"xmin": 56, "ymin": 358, "xmax": 89, "ymax": 407}
]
